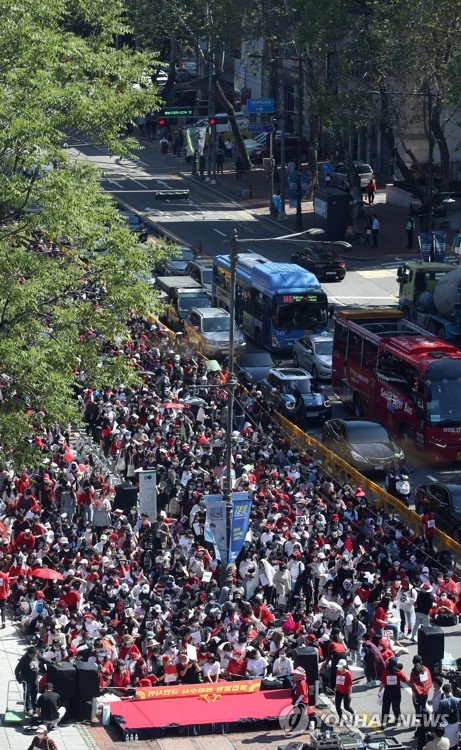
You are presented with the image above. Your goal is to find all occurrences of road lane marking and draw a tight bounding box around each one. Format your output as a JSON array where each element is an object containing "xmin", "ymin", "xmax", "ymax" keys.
[
  {"xmin": 128, "ymin": 178, "xmax": 149, "ymax": 189},
  {"xmin": 357, "ymin": 269, "xmax": 395, "ymax": 278},
  {"xmin": 213, "ymin": 229, "xmax": 227, "ymax": 237},
  {"xmin": 427, "ymin": 475, "xmax": 437, "ymax": 480},
  {"xmin": 107, "ymin": 179, "xmax": 124, "ymax": 189}
]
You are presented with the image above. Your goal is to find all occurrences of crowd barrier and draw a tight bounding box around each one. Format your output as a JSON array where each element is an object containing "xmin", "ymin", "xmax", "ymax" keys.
[
  {"xmin": 274, "ymin": 414, "xmax": 461, "ymax": 571},
  {"xmin": 144, "ymin": 314, "xmax": 461, "ymax": 570}
]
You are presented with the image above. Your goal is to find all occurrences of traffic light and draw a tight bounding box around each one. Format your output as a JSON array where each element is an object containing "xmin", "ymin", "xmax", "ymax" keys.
[
  {"xmin": 208, "ymin": 117, "xmax": 216, "ymax": 126},
  {"xmin": 158, "ymin": 118, "xmax": 165, "ymax": 127}
]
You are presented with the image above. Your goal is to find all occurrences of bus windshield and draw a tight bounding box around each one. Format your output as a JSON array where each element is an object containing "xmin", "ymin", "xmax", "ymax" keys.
[
  {"xmin": 273, "ymin": 295, "xmax": 328, "ymax": 331},
  {"xmin": 426, "ymin": 376, "xmax": 461, "ymax": 426}
]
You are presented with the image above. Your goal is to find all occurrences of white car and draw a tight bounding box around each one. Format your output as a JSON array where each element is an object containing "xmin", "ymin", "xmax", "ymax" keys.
[
  {"xmin": 292, "ymin": 333, "xmax": 333, "ymax": 380},
  {"xmin": 243, "ymin": 138, "xmax": 263, "ymax": 156}
]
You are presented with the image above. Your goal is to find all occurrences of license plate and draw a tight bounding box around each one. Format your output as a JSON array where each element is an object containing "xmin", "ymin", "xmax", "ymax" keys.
[
  {"xmin": 325, "ymin": 271, "xmax": 336, "ymax": 275},
  {"xmin": 374, "ymin": 465, "xmax": 382, "ymax": 471}
]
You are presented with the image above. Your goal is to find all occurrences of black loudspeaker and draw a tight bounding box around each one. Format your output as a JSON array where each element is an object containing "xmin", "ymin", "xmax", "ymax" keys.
[
  {"xmin": 418, "ymin": 626, "xmax": 444, "ymax": 677},
  {"xmin": 294, "ymin": 646, "xmax": 320, "ymax": 703},
  {"xmin": 114, "ymin": 482, "xmax": 138, "ymax": 513},
  {"xmin": 75, "ymin": 661, "xmax": 100, "ymax": 699},
  {"xmin": 74, "ymin": 697, "xmax": 97, "ymax": 722},
  {"xmin": 47, "ymin": 663, "xmax": 77, "ymax": 700}
]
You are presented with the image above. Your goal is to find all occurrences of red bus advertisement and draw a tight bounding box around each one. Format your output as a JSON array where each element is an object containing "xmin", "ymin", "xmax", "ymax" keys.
[{"xmin": 332, "ymin": 308, "xmax": 461, "ymax": 462}]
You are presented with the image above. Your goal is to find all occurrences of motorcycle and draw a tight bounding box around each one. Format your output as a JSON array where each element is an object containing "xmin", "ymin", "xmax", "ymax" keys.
[{"xmin": 385, "ymin": 470, "xmax": 412, "ymax": 506}]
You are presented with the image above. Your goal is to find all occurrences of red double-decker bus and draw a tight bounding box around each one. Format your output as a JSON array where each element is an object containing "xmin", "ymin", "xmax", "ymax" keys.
[{"xmin": 332, "ymin": 308, "xmax": 461, "ymax": 462}]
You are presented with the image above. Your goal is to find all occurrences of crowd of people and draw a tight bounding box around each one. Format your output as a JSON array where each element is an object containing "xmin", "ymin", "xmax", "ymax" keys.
[{"xmin": 1, "ymin": 316, "xmax": 460, "ymax": 742}]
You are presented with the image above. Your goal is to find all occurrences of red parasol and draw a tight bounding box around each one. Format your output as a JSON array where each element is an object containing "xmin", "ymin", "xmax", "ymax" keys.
[
  {"xmin": 31, "ymin": 568, "xmax": 64, "ymax": 582},
  {"xmin": 161, "ymin": 402, "xmax": 184, "ymax": 410}
]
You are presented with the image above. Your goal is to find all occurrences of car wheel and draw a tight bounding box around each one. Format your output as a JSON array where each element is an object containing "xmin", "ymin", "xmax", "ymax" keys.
[
  {"xmin": 353, "ymin": 393, "xmax": 363, "ymax": 418},
  {"xmin": 293, "ymin": 353, "xmax": 299, "ymax": 367}
]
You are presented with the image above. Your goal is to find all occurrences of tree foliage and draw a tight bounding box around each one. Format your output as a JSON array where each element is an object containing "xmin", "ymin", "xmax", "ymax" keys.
[{"xmin": 0, "ymin": 0, "xmax": 164, "ymax": 463}]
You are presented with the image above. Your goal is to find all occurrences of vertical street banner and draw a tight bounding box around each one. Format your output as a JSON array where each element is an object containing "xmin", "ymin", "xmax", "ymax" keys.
[
  {"xmin": 204, "ymin": 495, "xmax": 228, "ymax": 562},
  {"xmin": 287, "ymin": 172, "xmax": 311, "ymax": 208},
  {"xmin": 138, "ymin": 469, "xmax": 157, "ymax": 521},
  {"xmin": 228, "ymin": 493, "xmax": 252, "ymax": 564}
]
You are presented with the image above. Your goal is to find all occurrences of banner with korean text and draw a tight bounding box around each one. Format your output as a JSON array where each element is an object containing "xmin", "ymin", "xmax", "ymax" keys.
[
  {"xmin": 228, "ymin": 492, "xmax": 252, "ymax": 564},
  {"xmin": 204, "ymin": 495, "xmax": 227, "ymax": 562},
  {"xmin": 136, "ymin": 679, "xmax": 261, "ymax": 701}
]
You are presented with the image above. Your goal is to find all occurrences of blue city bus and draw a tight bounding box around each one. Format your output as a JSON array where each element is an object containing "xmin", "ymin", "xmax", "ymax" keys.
[{"xmin": 213, "ymin": 252, "xmax": 329, "ymax": 352}]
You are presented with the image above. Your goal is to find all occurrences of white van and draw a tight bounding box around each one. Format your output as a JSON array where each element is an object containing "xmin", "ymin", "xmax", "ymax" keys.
[{"xmin": 195, "ymin": 112, "xmax": 249, "ymax": 132}]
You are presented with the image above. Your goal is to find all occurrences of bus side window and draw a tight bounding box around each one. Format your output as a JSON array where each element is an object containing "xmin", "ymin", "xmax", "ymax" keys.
[
  {"xmin": 363, "ymin": 338, "xmax": 378, "ymax": 372},
  {"xmin": 334, "ymin": 322, "xmax": 348, "ymax": 355},
  {"xmin": 348, "ymin": 332, "xmax": 363, "ymax": 364}
]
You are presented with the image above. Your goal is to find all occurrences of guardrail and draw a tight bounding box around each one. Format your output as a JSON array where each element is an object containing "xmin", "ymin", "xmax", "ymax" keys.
[{"xmin": 274, "ymin": 413, "xmax": 461, "ymax": 571}]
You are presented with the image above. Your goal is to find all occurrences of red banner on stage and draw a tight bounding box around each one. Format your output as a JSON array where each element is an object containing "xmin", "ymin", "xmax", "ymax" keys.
[{"xmin": 135, "ymin": 679, "xmax": 261, "ymax": 701}]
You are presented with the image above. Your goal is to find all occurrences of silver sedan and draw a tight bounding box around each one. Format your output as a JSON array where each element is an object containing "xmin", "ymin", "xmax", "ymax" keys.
[{"xmin": 292, "ymin": 333, "xmax": 333, "ymax": 380}]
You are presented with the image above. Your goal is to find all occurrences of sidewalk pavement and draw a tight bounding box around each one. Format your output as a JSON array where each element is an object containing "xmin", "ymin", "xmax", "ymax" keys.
[
  {"xmin": 139, "ymin": 138, "xmax": 459, "ymax": 262},
  {"xmin": 0, "ymin": 623, "xmax": 92, "ymax": 750}
]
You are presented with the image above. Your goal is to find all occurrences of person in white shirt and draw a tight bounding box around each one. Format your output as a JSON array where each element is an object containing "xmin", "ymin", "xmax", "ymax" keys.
[
  {"xmin": 202, "ymin": 654, "xmax": 220, "ymax": 683},
  {"xmin": 430, "ymin": 677, "xmax": 444, "ymax": 715},
  {"xmin": 272, "ymin": 648, "xmax": 294, "ymax": 678},
  {"xmin": 246, "ymin": 649, "xmax": 268, "ymax": 678}
]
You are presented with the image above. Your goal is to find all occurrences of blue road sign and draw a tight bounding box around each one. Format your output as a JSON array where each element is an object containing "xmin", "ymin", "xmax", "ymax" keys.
[
  {"xmin": 247, "ymin": 98, "xmax": 274, "ymax": 114},
  {"xmin": 321, "ymin": 162, "xmax": 332, "ymax": 173},
  {"xmin": 247, "ymin": 124, "xmax": 274, "ymax": 133}
]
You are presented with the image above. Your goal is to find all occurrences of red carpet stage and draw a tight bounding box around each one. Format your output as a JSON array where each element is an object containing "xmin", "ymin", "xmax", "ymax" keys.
[{"xmin": 110, "ymin": 687, "xmax": 292, "ymax": 738}]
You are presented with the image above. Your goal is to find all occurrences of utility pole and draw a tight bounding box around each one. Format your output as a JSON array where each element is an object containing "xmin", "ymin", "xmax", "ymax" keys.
[
  {"xmin": 224, "ymin": 229, "xmax": 238, "ymax": 505},
  {"xmin": 279, "ymin": 80, "xmax": 287, "ymax": 221},
  {"xmin": 428, "ymin": 89, "xmax": 434, "ymax": 261},
  {"xmin": 206, "ymin": 0, "xmax": 215, "ymax": 182},
  {"xmin": 296, "ymin": 55, "xmax": 303, "ymax": 231}
]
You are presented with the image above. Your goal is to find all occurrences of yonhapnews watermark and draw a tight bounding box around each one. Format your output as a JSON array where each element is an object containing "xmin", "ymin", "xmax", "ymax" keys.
[{"xmin": 279, "ymin": 706, "xmax": 450, "ymax": 737}]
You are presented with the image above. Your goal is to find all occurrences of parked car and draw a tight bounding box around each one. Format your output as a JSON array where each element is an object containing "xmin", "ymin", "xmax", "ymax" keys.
[
  {"xmin": 329, "ymin": 161, "xmax": 374, "ymax": 190},
  {"xmin": 291, "ymin": 243, "xmax": 347, "ymax": 282},
  {"xmin": 195, "ymin": 112, "xmax": 249, "ymax": 133},
  {"xmin": 183, "ymin": 307, "xmax": 246, "ymax": 358},
  {"xmin": 118, "ymin": 210, "xmax": 148, "ymax": 243},
  {"xmin": 235, "ymin": 351, "xmax": 276, "ymax": 385},
  {"xmin": 292, "ymin": 333, "xmax": 333, "ymax": 380},
  {"xmin": 322, "ymin": 419, "xmax": 404, "ymax": 473},
  {"xmin": 260, "ymin": 367, "xmax": 331, "ymax": 424},
  {"xmin": 156, "ymin": 247, "xmax": 195, "ymax": 276},
  {"xmin": 415, "ymin": 482, "xmax": 461, "ymax": 541},
  {"xmin": 183, "ymin": 258, "xmax": 213, "ymax": 291},
  {"xmin": 250, "ymin": 135, "xmax": 309, "ymax": 164}
]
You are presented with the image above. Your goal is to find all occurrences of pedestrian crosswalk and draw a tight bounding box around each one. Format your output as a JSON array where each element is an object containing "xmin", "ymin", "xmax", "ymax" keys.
[{"xmin": 357, "ymin": 269, "xmax": 396, "ymax": 278}]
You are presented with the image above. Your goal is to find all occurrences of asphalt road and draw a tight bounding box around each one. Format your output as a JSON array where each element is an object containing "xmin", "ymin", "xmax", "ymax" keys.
[{"xmin": 69, "ymin": 142, "xmax": 461, "ymax": 496}]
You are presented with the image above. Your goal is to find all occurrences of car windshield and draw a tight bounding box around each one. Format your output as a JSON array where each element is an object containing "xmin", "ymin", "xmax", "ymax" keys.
[
  {"xmin": 347, "ymin": 424, "xmax": 390, "ymax": 444},
  {"xmin": 177, "ymin": 249, "xmax": 194, "ymax": 261},
  {"xmin": 202, "ymin": 317, "xmax": 230, "ymax": 332},
  {"xmin": 356, "ymin": 164, "xmax": 372, "ymax": 175},
  {"xmin": 282, "ymin": 377, "xmax": 311, "ymax": 394},
  {"xmin": 179, "ymin": 295, "xmax": 209, "ymax": 311},
  {"xmin": 315, "ymin": 340, "xmax": 333, "ymax": 356},
  {"xmin": 241, "ymin": 352, "xmax": 273, "ymax": 367},
  {"xmin": 201, "ymin": 269, "xmax": 213, "ymax": 284},
  {"xmin": 426, "ymin": 376, "xmax": 461, "ymax": 426}
]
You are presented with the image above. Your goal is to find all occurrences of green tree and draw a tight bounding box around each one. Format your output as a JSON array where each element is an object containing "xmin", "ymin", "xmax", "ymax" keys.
[{"xmin": 0, "ymin": 0, "xmax": 164, "ymax": 463}]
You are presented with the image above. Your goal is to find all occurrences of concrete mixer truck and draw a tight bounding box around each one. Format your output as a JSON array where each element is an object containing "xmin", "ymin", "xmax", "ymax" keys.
[{"xmin": 397, "ymin": 261, "xmax": 461, "ymax": 344}]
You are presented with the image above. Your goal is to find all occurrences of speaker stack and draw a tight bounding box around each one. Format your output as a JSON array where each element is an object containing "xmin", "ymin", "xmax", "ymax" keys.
[
  {"xmin": 74, "ymin": 662, "xmax": 99, "ymax": 721},
  {"xmin": 418, "ymin": 625, "xmax": 445, "ymax": 678},
  {"xmin": 114, "ymin": 482, "xmax": 138, "ymax": 513},
  {"xmin": 294, "ymin": 646, "xmax": 320, "ymax": 703}
]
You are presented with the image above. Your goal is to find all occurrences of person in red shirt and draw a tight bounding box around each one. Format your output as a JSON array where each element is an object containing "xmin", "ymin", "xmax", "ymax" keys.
[
  {"xmin": 15, "ymin": 528, "xmax": 36, "ymax": 553},
  {"xmin": 409, "ymin": 654, "xmax": 432, "ymax": 716},
  {"xmin": 224, "ymin": 649, "xmax": 247, "ymax": 680},
  {"xmin": 111, "ymin": 661, "xmax": 131, "ymax": 693},
  {"xmin": 378, "ymin": 657, "xmax": 409, "ymax": 727},
  {"xmin": 0, "ymin": 560, "xmax": 10, "ymax": 627},
  {"xmin": 289, "ymin": 667, "xmax": 316, "ymax": 734},
  {"xmin": 421, "ymin": 511, "xmax": 436, "ymax": 551},
  {"xmin": 253, "ymin": 597, "xmax": 275, "ymax": 627},
  {"xmin": 76, "ymin": 484, "xmax": 94, "ymax": 523},
  {"xmin": 335, "ymin": 659, "xmax": 354, "ymax": 721}
]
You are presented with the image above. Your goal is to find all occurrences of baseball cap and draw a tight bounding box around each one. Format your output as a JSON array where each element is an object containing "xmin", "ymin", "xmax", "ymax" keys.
[
  {"xmin": 36, "ymin": 726, "xmax": 48, "ymax": 735},
  {"xmin": 337, "ymin": 659, "xmax": 348, "ymax": 668}
]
